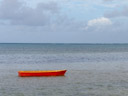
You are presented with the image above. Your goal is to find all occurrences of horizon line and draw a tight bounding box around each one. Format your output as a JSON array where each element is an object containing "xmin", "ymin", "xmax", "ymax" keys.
[{"xmin": 0, "ymin": 42, "xmax": 128, "ymax": 45}]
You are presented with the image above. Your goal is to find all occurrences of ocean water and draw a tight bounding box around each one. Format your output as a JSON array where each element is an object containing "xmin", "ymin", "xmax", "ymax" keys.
[{"xmin": 0, "ymin": 43, "xmax": 128, "ymax": 96}]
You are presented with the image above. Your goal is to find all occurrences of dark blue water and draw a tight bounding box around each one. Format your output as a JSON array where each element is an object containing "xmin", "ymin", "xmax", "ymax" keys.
[
  {"xmin": 0, "ymin": 43, "xmax": 128, "ymax": 96},
  {"xmin": 0, "ymin": 43, "xmax": 128, "ymax": 65}
]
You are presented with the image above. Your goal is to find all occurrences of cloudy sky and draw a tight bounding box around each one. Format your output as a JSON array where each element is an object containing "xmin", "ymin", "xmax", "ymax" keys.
[{"xmin": 0, "ymin": 0, "xmax": 128, "ymax": 43}]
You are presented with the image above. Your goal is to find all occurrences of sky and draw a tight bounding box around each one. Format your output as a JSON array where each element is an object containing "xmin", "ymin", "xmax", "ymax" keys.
[{"xmin": 0, "ymin": 0, "xmax": 128, "ymax": 43}]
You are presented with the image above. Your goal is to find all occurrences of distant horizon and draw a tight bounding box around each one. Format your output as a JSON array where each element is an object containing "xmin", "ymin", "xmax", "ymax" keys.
[{"xmin": 0, "ymin": 42, "xmax": 128, "ymax": 45}]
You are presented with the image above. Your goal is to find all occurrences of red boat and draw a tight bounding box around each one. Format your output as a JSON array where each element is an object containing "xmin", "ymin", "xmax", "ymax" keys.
[{"xmin": 18, "ymin": 70, "xmax": 67, "ymax": 77}]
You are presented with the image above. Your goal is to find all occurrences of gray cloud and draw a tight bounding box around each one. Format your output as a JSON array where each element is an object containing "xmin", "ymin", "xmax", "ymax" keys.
[
  {"xmin": 0, "ymin": 0, "xmax": 59, "ymax": 26},
  {"xmin": 104, "ymin": 6, "xmax": 128, "ymax": 18},
  {"xmin": 0, "ymin": 0, "xmax": 81, "ymax": 32}
]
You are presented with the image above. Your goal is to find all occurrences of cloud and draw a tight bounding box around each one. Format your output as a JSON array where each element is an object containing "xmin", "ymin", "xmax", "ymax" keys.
[
  {"xmin": 0, "ymin": 0, "xmax": 80, "ymax": 32},
  {"xmin": 87, "ymin": 17, "xmax": 112, "ymax": 26},
  {"xmin": 104, "ymin": 6, "xmax": 128, "ymax": 18},
  {"xmin": 0, "ymin": 0, "xmax": 59, "ymax": 26},
  {"xmin": 85, "ymin": 17, "xmax": 112, "ymax": 31}
]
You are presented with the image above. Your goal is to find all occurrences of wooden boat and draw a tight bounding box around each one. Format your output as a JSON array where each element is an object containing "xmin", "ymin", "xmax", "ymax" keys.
[{"xmin": 18, "ymin": 70, "xmax": 67, "ymax": 77}]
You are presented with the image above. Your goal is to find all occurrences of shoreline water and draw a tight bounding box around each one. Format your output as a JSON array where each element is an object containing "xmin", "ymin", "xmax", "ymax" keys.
[{"xmin": 1, "ymin": 63, "xmax": 128, "ymax": 96}]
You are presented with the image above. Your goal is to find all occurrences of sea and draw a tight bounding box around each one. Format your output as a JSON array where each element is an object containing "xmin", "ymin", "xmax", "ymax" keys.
[{"xmin": 0, "ymin": 43, "xmax": 128, "ymax": 96}]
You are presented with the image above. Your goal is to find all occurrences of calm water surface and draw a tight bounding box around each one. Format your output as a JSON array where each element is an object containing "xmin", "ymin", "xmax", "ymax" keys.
[{"xmin": 0, "ymin": 43, "xmax": 128, "ymax": 96}]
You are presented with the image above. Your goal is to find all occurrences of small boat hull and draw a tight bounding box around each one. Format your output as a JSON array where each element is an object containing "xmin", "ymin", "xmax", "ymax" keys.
[{"xmin": 18, "ymin": 70, "xmax": 67, "ymax": 77}]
